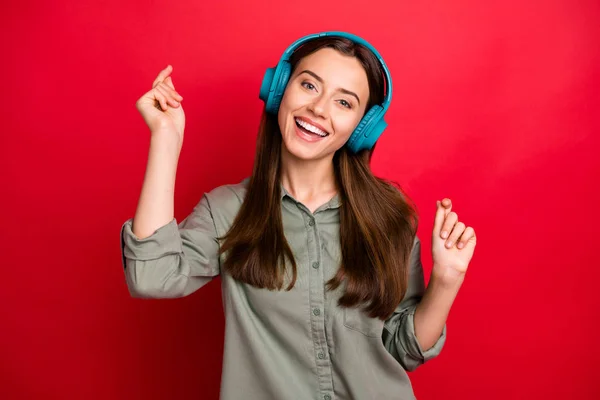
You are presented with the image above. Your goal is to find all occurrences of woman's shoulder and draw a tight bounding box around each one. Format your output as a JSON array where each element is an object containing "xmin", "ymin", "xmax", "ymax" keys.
[{"xmin": 203, "ymin": 176, "xmax": 249, "ymax": 216}]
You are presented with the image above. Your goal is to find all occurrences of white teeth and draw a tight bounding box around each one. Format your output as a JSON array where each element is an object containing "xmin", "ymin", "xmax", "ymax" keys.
[{"xmin": 295, "ymin": 118, "xmax": 328, "ymax": 137}]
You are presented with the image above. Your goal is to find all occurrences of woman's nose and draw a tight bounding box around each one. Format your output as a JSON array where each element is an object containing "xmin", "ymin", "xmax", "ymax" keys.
[{"xmin": 307, "ymin": 95, "xmax": 328, "ymax": 118}]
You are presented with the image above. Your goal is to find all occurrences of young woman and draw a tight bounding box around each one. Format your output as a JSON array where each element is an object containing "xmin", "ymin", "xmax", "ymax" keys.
[{"xmin": 121, "ymin": 31, "xmax": 476, "ymax": 400}]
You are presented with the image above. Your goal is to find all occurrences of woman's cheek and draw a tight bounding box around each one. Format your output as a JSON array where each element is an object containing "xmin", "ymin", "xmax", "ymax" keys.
[{"xmin": 339, "ymin": 117, "xmax": 357, "ymax": 137}]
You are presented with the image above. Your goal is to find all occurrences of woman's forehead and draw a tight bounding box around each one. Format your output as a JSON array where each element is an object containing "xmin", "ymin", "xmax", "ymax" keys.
[{"xmin": 294, "ymin": 48, "xmax": 369, "ymax": 93}]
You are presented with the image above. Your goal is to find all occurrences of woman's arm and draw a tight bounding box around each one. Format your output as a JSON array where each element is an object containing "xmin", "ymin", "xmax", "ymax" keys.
[
  {"xmin": 121, "ymin": 192, "xmax": 221, "ymax": 299},
  {"xmin": 414, "ymin": 197, "xmax": 475, "ymax": 350},
  {"xmin": 382, "ymin": 236, "xmax": 447, "ymax": 372},
  {"xmin": 413, "ymin": 271, "xmax": 464, "ymax": 351},
  {"xmin": 132, "ymin": 132, "xmax": 181, "ymax": 239}
]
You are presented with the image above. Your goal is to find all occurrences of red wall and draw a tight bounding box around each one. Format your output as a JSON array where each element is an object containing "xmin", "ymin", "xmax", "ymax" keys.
[{"xmin": 2, "ymin": 0, "xmax": 599, "ymax": 398}]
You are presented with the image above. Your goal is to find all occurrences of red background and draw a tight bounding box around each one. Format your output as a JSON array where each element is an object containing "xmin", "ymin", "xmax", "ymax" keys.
[{"xmin": 2, "ymin": 0, "xmax": 599, "ymax": 399}]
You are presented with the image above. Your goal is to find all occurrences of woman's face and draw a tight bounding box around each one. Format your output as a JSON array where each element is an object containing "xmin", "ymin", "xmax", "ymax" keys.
[{"xmin": 277, "ymin": 47, "xmax": 370, "ymax": 161}]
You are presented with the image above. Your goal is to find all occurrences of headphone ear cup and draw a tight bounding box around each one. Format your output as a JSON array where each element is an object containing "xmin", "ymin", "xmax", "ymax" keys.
[
  {"xmin": 363, "ymin": 114, "xmax": 388, "ymax": 149},
  {"xmin": 266, "ymin": 62, "xmax": 291, "ymax": 114},
  {"xmin": 346, "ymin": 105, "xmax": 383, "ymax": 152},
  {"xmin": 259, "ymin": 67, "xmax": 276, "ymax": 104}
]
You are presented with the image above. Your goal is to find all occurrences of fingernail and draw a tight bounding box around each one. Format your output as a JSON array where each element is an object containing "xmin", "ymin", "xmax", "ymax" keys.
[
  {"xmin": 441, "ymin": 231, "xmax": 448, "ymax": 239},
  {"xmin": 446, "ymin": 241, "xmax": 453, "ymax": 248},
  {"xmin": 458, "ymin": 242, "xmax": 464, "ymax": 249}
]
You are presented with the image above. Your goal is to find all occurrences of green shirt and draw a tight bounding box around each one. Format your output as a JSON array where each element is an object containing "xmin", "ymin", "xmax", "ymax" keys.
[{"xmin": 120, "ymin": 177, "xmax": 446, "ymax": 400}]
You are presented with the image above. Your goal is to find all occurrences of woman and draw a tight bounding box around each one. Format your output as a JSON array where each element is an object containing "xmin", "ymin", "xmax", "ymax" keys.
[{"xmin": 121, "ymin": 31, "xmax": 476, "ymax": 400}]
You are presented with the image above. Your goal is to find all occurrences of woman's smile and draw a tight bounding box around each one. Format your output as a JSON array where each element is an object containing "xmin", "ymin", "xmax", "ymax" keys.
[
  {"xmin": 294, "ymin": 120, "xmax": 329, "ymax": 142},
  {"xmin": 294, "ymin": 116, "xmax": 330, "ymax": 142}
]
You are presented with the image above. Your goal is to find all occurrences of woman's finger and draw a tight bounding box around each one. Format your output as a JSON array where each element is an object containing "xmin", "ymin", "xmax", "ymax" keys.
[
  {"xmin": 457, "ymin": 227, "xmax": 475, "ymax": 249},
  {"xmin": 434, "ymin": 200, "xmax": 445, "ymax": 236},
  {"xmin": 152, "ymin": 87, "xmax": 169, "ymax": 111},
  {"xmin": 152, "ymin": 65, "xmax": 172, "ymax": 89},
  {"xmin": 156, "ymin": 81, "xmax": 183, "ymax": 101},
  {"xmin": 155, "ymin": 83, "xmax": 180, "ymax": 107},
  {"xmin": 164, "ymin": 75, "xmax": 176, "ymax": 91},
  {"xmin": 440, "ymin": 211, "xmax": 458, "ymax": 240},
  {"xmin": 162, "ymin": 81, "xmax": 183, "ymax": 101},
  {"xmin": 434, "ymin": 199, "xmax": 452, "ymax": 237},
  {"xmin": 446, "ymin": 221, "xmax": 465, "ymax": 248}
]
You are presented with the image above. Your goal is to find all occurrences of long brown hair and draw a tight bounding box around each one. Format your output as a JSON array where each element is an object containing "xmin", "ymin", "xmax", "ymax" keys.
[{"xmin": 219, "ymin": 37, "xmax": 418, "ymax": 320}]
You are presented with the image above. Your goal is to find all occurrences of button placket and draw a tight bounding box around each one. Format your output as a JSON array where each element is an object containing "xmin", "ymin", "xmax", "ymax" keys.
[{"xmin": 303, "ymin": 211, "xmax": 334, "ymax": 396}]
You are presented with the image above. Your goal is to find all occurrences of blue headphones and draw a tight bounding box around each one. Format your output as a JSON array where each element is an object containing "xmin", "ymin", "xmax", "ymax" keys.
[{"xmin": 259, "ymin": 31, "xmax": 393, "ymax": 153}]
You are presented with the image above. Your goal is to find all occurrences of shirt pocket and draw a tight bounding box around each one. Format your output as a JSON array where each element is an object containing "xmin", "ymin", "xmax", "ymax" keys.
[{"xmin": 343, "ymin": 306, "xmax": 384, "ymax": 338}]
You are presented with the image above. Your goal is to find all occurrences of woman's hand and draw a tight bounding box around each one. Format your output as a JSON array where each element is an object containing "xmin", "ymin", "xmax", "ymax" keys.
[
  {"xmin": 135, "ymin": 65, "xmax": 185, "ymax": 144},
  {"xmin": 431, "ymin": 198, "xmax": 477, "ymax": 283}
]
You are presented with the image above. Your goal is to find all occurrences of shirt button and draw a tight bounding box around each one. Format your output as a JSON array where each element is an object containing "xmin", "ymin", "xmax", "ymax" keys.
[
  {"xmin": 324, "ymin": 395, "xmax": 331, "ymax": 400},
  {"xmin": 308, "ymin": 219, "xmax": 315, "ymax": 226},
  {"xmin": 312, "ymin": 262, "xmax": 319, "ymax": 269},
  {"xmin": 317, "ymin": 351, "xmax": 325, "ymax": 359},
  {"xmin": 313, "ymin": 308, "xmax": 320, "ymax": 316}
]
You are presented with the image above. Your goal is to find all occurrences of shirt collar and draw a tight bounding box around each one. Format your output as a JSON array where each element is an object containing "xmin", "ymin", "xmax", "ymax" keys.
[
  {"xmin": 280, "ymin": 182, "xmax": 341, "ymax": 210},
  {"xmin": 242, "ymin": 177, "xmax": 341, "ymax": 209}
]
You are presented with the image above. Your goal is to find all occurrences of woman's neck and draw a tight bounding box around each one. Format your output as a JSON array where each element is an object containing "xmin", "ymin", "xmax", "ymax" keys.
[{"xmin": 280, "ymin": 148, "xmax": 337, "ymax": 204}]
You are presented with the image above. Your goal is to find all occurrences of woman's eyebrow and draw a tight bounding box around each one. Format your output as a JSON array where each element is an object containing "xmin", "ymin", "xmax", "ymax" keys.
[{"xmin": 298, "ymin": 69, "xmax": 361, "ymax": 105}]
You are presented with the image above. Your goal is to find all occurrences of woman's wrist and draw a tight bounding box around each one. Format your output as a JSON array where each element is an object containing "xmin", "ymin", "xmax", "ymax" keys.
[{"xmin": 430, "ymin": 266, "xmax": 465, "ymax": 292}]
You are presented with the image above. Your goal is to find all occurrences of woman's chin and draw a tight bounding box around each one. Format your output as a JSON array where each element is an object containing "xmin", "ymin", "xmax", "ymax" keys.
[
  {"xmin": 280, "ymin": 129, "xmax": 344, "ymax": 162},
  {"xmin": 279, "ymin": 135, "xmax": 320, "ymax": 159},
  {"xmin": 282, "ymin": 143, "xmax": 319, "ymax": 161}
]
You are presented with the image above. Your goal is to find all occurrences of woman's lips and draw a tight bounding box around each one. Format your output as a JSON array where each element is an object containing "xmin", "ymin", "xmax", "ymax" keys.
[
  {"xmin": 295, "ymin": 116, "xmax": 329, "ymax": 135},
  {"xmin": 294, "ymin": 122, "xmax": 327, "ymax": 142}
]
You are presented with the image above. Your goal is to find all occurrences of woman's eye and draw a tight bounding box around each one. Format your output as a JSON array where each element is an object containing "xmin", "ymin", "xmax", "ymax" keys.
[
  {"xmin": 339, "ymin": 99, "xmax": 352, "ymax": 109},
  {"xmin": 301, "ymin": 82, "xmax": 316, "ymax": 91}
]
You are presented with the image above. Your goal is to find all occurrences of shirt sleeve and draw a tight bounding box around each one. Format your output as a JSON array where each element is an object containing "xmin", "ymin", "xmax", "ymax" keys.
[
  {"xmin": 120, "ymin": 194, "xmax": 221, "ymax": 299},
  {"xmin": 382, "ymin": 235, "xmax": 447, "ymax": 371}
]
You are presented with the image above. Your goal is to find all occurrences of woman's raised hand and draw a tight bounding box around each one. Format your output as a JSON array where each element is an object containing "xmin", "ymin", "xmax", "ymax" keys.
[
  {"xmin": 135, "ymin": 65, "xmax": 185, "ymax": 144},
  {"xmin": 431, "ymin": 198, "xmax": 476, "ymax": 283}
]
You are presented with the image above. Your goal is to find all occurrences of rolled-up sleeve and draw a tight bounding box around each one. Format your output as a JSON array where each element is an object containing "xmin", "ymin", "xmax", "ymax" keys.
[
  {"xmin": 382, "ymin": 235, "xmax": 447, "ymax": 371},
  {"xmin": 120, "ymin": 194, "xmax": 220, "ymax": 299}
]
